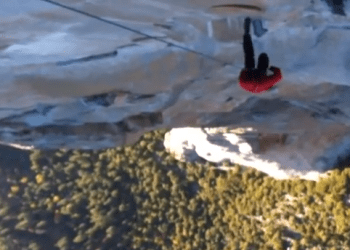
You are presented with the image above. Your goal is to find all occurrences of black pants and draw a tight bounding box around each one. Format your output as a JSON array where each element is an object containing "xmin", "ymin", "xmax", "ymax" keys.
[
  {"xmin": 243, "ymin": 34, "xmax": 255, "ymax": 69},
  {"xmin": 243, "ymin": 33, "xmax": 269, "ymax": 71}
]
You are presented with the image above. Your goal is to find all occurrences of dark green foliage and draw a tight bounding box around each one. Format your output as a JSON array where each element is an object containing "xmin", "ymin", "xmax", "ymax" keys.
[{"xmin": 0, "ymin": 128, "xmax": 349, "ymax": 249}]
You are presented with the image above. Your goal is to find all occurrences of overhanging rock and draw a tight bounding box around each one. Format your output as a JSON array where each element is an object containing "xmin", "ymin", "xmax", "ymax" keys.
[{"xmin": 1, "ymin": 0, "xmax": 350, "ymax": 164}]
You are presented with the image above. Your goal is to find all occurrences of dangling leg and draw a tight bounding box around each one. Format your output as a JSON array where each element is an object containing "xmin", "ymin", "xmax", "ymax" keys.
[
  {"xmin": 244, "ymin": 16, "xmax": 251, "ymax": 34},
  {"xmin": 258, "ymin": 53, "xmax": 276, "ymax": 91},
  {"xmin": 257, "ymin": 52, "xmax": 269, "ymax": 73},
  {"xmin": 243, "ymin": 17, "xmax": 255, "ymax": 69}
]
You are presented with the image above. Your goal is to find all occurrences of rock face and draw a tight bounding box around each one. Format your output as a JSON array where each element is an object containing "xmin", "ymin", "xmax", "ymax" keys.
[
  {"xmin": 164, "ymin": 127, "xmax": 350, "ymax": 181},
  {"xmin": 2, "ymin": 0, "xmax": 350, "ymax": 177}
]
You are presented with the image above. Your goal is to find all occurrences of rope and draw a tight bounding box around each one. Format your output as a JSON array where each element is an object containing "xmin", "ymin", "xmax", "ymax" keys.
[{"xmin": 40, "ymin": 0, "xmax": 232, "ymax": 67}]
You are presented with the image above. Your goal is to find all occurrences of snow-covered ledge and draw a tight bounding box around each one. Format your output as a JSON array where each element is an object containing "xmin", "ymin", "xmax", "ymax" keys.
[{"xmin": 164, "ymin": 127, "xmax": 350, "ymax": 181}]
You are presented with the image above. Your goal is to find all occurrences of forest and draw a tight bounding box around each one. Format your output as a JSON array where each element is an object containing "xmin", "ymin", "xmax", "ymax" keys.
[{"xmin": 0, "ymin": 128, "xmax": 349, "ymax": 250}]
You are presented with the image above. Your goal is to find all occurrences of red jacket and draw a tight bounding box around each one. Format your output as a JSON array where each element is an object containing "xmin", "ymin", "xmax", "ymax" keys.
[{"xmin": 239, "ymin": 67, "xmax": 282, "ymax": 93}]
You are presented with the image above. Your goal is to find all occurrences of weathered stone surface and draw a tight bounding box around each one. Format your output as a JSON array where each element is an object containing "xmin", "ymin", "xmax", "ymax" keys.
[
  {"xmin": 208, "ymin": 17, "xmax": 268, "ymax": 42},
  {"xmin": 2, "ymin": 0, "xmax": 350, "ymax": 178},
  {"xmin": 164, "ymin": 127, "xmax": 350, "ymax": 181}
]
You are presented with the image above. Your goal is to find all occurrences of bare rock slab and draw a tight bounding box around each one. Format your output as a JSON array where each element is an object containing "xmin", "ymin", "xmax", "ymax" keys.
[
  {"xmin": 1, "ymin": 0, "xmax": 350, "ymax": 172},
  {"xmin": 164, "ymin": 127, "xmax": 350, "ymax": 181}
]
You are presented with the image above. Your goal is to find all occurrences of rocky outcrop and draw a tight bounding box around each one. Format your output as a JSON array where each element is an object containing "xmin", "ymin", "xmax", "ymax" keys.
[{"xmin": 164, "ymin": 127, "xmax": 350, "ymax": 181}]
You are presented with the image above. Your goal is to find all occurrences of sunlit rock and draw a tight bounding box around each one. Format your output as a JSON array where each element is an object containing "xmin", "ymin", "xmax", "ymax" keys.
[{"xmin": 164, "ymin": 127, "xmax": 350, "ymax": 181}]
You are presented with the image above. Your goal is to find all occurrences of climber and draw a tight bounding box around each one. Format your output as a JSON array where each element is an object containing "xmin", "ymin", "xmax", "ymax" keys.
[{"xmin": 239, "ymin": 17, "xmax": 282, "ymax": 93}]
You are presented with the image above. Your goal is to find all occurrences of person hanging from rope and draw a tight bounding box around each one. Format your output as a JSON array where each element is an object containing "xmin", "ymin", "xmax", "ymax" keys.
[{"xmin": 239, "ymin": 17, "xmax": 282, "ymax": 93}]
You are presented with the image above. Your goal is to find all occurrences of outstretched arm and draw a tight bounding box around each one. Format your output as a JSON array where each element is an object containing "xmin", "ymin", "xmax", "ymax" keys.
[
  {"xmin": 268, "ymin": 66, "xmax": 282, "ymax": 83},
  {"xmin": 254, "ymin": 66, "xmax": 282, "ymax": 93},
  {"xmin": 269, "ymin": 66, "xmax": 282, "ymax": 78}
]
